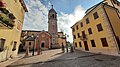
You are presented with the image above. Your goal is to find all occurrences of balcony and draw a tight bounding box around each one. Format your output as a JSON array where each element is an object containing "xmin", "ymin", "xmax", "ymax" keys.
[
  {"xmin": 80, "ymin": 34, "xmax": 87, "ymax": 41},
  {"xmin": 0, "ymin": 8, "xmax": 15, "ymax": 29}
]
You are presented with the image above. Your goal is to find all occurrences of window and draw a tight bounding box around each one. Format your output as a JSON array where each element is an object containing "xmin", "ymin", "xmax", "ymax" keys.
[
  {"xmin": 12, "ymin": 41, "xmax": 17, "ymax": 51},
  {"xmin": 82, "ymin": 31, "xmax": 86, "ymax": 38},
  {"xmin": 52, "ymin": 14, "xmax": 54, "ymax": 18},
  {"xmin": 75, "ymin": 43, "xmax": 77, "ymax": 47},
  {"xmin": 101, "ymin": 38, "xmax": 108, "ymax": 47},
  {"xmin": 80, "ymin": 22, "xmax": 83, "ymax": 27},
  {"xmin": 82, "ymin": 31, "xmax": 85, "ymax": 36},
  {"xmin": 23, "ymin": 42, "xmax": 25, "ymax": 46},
  {"xmin": 0, "ymin": 39, "xmax": 5, "ymax": 52},
  {"xmin": 58, "ymin": 35, "xmax": 60, "ymax": 37},
  {"xmin": 77, "ymin": 33, "xmax": 80, "ymax": 38},
  {"xmin": 76, "ymin": 25, "xmax": 78, "ymax": 30},
  {"xmin": 97, "ymin": 23, "xmax": 103, "ymax": 32},
  {"xmin": 86, "ymin": 18, "xmax": 89, "ymax": 24},
  {"xmin": 91, "ymin": 40, "xmax": 96, "ymax": 47},
  {"xmin": 72, "ymin": 28, "xmax": 75, "ymax": 32},
  {"xmin": 62, "ymin": 42, "xmax": 63, "ymax": 45},
  {"xmin": 113, "ymin": 0, "xmax": 117, "ymax": 4},
  {"xmin": 14, "ymin": 0, "xmax": 17, "ymax": 2},
  {"xmin": 29, "ymin": 42, "xmax": 31, "ymax": 45},
  {"xmin": 88, "ymin": 28, "xmax": 92, "ymax": 34},
  {"xmin": 74, "ymin": 35, "xmax": 76, "ymax": 39},
  {"xmin": 93, "ymin": 12, "xmax": 99, "ymax": 19},
  {"xmin": 117, "ymin": 3, "xmax": 119, "ymax": 6},
  {"xmin": 79, "ymin": 42, "xmax": 82, "ymax": 47}
]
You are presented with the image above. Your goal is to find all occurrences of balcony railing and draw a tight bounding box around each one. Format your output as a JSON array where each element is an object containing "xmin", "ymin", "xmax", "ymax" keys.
[
  {"xmin": 0, "ymin": 7, "xmax": 16, "ymax": 29},
  {"xmin": 80, "ymin": 34, "xmax": 87, "ymax": 41}
]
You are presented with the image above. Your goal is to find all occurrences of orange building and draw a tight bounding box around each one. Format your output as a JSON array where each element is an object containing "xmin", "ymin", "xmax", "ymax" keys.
[{"xmin": 37, "ymin": 31, "xmax": 51, "ymax": 48}]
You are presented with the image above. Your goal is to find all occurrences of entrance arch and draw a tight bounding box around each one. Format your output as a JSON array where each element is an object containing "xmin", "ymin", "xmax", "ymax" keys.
[{"xmin": 41, "ymin": 42, "xmax": 45, "ymax": 48}]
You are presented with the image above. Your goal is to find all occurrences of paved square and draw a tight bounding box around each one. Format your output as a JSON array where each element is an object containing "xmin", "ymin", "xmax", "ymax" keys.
[{"xmin": 7, "ymin": 49, "xmax": 120, "ymax": 67}]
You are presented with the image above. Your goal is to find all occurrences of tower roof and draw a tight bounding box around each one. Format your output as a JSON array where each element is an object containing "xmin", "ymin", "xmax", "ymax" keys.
[{"xmin": 49, "ymin": 5, "xmax": 57, "ymax": 14}]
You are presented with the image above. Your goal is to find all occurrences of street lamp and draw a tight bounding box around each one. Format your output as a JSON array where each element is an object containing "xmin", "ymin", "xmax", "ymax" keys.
[
  {"xmin": 31, "ymin": 34, "xmax": 35, "ymax": 56},
  {"xmin": 31, "ymin": 34, "xmax": 40, "ymax": 56},
  {"xmin": 65, "ymin": 33, "xmax": 69, "ymax": 53},
  {"xmin": 36, "ymin": 35, "xmax": 40, "ymax": 55}
]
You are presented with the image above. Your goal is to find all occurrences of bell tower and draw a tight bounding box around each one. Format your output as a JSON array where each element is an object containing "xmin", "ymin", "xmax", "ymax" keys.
[{"xmin": 48, "ymin": 5, "xmax": 59, "ymax": 48}]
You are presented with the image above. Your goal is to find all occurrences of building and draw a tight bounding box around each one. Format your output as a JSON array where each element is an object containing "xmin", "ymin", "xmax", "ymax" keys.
[
  {"xmin": 48, "ymin": 5, "xmax": 59, "ymax": 48},
  {"xmin": 20, "ymin": 5, "xmax": 67, "ymax": 52},
  {"xmin": 38, "ymin": 31, "xmax": 51, "ymax": 49},
  {"xmin": 20, "ymin": 30, "xmax": 41, "ymax": 51},
  {"xmin": 71, "ymin": 0, "xmax": 120, "ymax": 55},
  {"xmin": 20, "ymin": 30, "xmax": 66, "ymax": 51},
  {"xmin": 57, "ymin": 32, "xmax": 66, "ymax": 47},
  {"xmin": 0, "ymin": 0, "xmax": 27, "ymax": 62}
]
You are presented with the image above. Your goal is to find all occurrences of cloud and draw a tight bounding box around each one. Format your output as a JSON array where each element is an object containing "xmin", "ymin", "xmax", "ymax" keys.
[
  {"xmin": 57, "ymin": 5, "xmax": 85, "ymax": 42},
  {"xmin": 23, "ymin": 0, "xmax": 85, "ymax": 42},
  {"xmin": 23, "ymin": 0, "xmax": 48, "ymax": 31}
]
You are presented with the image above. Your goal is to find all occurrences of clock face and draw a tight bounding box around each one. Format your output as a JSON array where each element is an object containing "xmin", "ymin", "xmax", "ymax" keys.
[{"xmin": 42, "ymin": 34, "xmax": 45, "ymax": 38}]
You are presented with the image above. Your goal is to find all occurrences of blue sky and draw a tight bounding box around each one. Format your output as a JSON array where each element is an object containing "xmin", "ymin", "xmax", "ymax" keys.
[
  {"xmin": 40, "ymin": 0, "xmax": 102, "ymax": 14},
  {"xmin": 23, "ymin": 0, "xmax": 120, "ymax": 42}
]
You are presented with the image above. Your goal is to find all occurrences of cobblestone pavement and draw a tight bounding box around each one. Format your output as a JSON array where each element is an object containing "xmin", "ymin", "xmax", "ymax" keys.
[{"xmin": 7, "ymin": 49, "xmax": 120, "ymax": 67}]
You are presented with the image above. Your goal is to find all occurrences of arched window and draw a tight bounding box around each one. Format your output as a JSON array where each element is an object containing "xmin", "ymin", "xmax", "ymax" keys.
[
  {"xmin": 29, "ymin": 42, "xmax": 31, "ymax": 45},
  {"xmin": 52, "ymin": 14, "xmax": 54, "ymax": 18}
]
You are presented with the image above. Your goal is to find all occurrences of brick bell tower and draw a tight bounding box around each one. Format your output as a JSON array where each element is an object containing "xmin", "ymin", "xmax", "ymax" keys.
[{"xmin": 48, "ymin": 5, "xmax": 59, "ymax": 48}]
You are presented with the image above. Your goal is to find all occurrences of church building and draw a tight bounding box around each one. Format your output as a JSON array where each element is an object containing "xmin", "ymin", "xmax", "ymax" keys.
[
  {"xmin": 20, "ymin": 6, "xmax": 66, "ymax": 51},
  {"xmin": 48, "ymin": 5, "xmax": 59, "ymax": 48}
]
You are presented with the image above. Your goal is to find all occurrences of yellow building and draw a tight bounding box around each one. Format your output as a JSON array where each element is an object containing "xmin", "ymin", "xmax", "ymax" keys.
[
  {"xmin": 58, "ymin": 32, "xmax": 66, "ymax": 47},
  {"xmin": 71, "ymin": 0, "xmax": 120, "ymax": 55},
  {"xmin": 0, "ymin": 0, "xmax": 27, "ymax": 62}
]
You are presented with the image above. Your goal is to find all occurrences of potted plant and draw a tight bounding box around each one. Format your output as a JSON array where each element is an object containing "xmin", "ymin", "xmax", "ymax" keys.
[
  {"xmin": 0, "ymin": 8, "xmax": 9, "ymax": 14},
  {"xmin": 8, "ymin": 13, "xmax": 16, "ymax": 20}
]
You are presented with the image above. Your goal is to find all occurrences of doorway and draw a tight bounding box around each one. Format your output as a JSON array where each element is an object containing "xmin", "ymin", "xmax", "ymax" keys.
[
  {"xmin": 116, "ymin": 36, "xmax": 120, "ymax": 51},
  {"xmin": 84, "ymin": 41, "xmax": 89, "ymax": 51},
  {"xmin": 41, "ymin": 42, "xmax": 45, "ymax": 48}
]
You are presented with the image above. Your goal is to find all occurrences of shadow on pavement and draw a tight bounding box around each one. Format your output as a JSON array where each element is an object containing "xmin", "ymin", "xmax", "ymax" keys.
[{"xmin": 7, "ymin": 49, "xmax": 120, "ymax": 67}]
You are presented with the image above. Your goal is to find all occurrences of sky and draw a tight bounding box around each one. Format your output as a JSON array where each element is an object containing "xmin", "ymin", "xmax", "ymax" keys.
[{"xmin": 23, "ymin": 0, "xmax": 120, "ymax": 42}]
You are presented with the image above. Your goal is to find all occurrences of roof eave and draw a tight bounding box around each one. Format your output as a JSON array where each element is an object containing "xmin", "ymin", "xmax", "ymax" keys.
[{"xmin": 19, "ymin": 0, "xmax": 28, "ymax": 12}]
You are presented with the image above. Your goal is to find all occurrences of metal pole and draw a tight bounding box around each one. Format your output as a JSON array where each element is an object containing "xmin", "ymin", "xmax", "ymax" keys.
[{"xmin": 32, "ymin": 37, "xmax": 35, "ymax": 56}]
